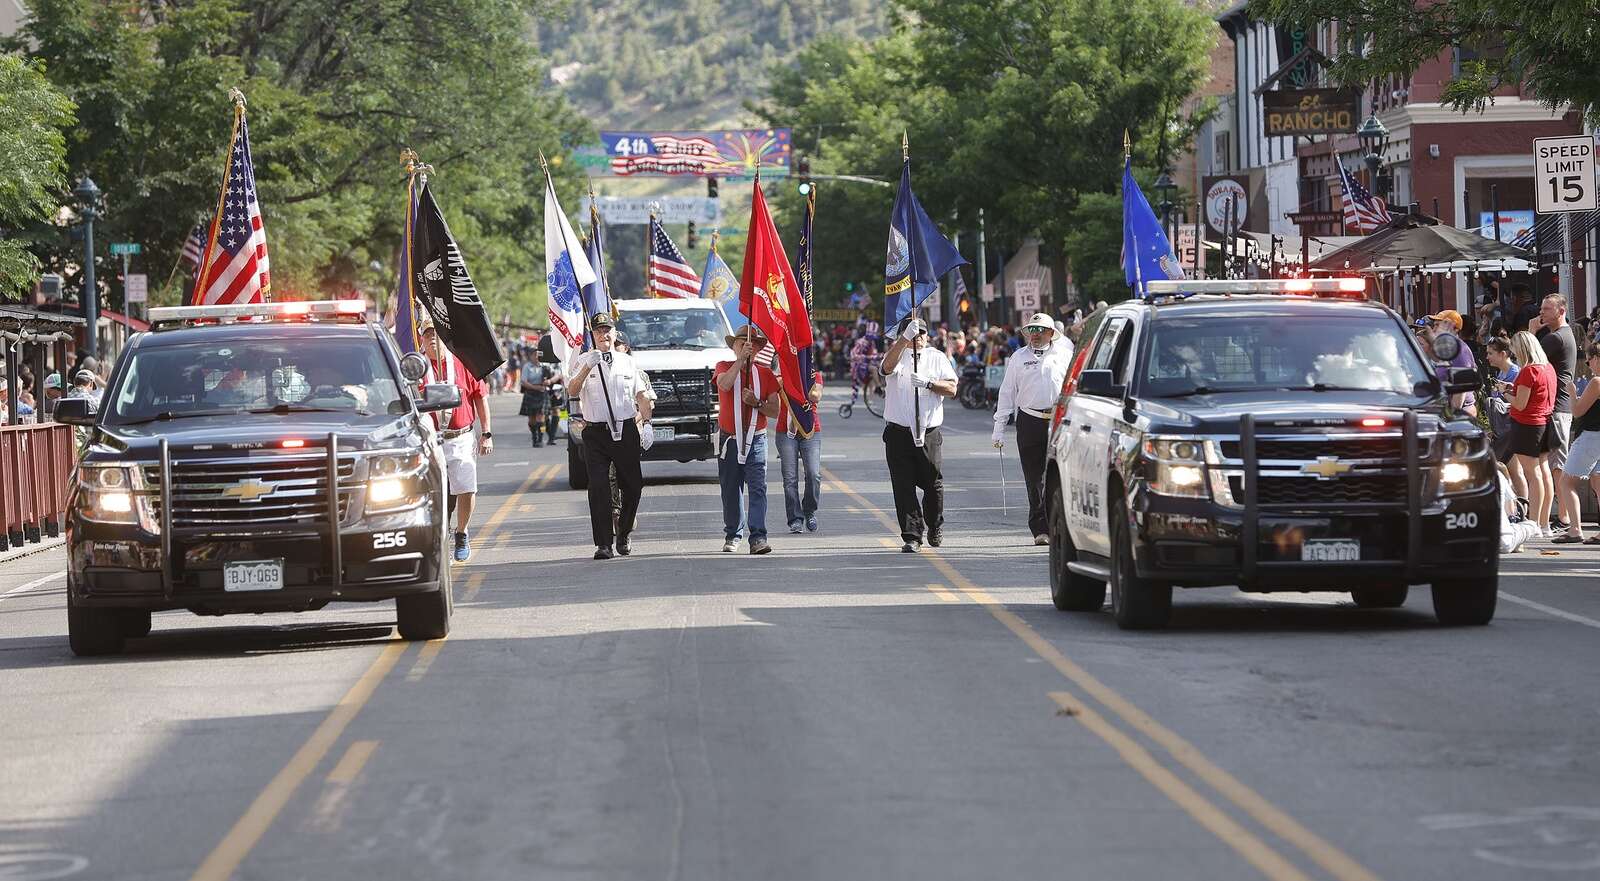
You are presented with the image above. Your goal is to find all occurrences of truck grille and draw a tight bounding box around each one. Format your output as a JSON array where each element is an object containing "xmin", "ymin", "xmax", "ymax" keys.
[
  {"xmin": 1222, "ymin": 437, "xmax": 1419, "ymax": 461},
  {"xmin": 1232, "ymin": 475, "xmax": 1406, "ymax": 505},
  {"xmin": 649, "ymin": 369, "xmax": 714, "ymax": 416},
  {"xmin": 143, "ymin": 456, "xmax": 357, "ymax": 526}
]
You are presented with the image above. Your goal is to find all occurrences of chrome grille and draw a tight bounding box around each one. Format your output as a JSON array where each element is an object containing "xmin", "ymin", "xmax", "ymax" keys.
[
  {"xmin": 649, "ymin": 369, "xmax": 714, "ymax": 416},
  {"xmin": 1221, "ymin": 436, "xmax": 1424, "ymax": 461},
  {"xmin": 144, "ymin": 455, "xmax": 357, "ymax": 526},
  {"xmin": 1231, "ymin": 475, "xmax": 1407, "ymax": 505}
]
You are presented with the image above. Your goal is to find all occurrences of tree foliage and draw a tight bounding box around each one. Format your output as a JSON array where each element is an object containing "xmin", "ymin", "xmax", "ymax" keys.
[
  {"xmin": 0, "ymin": 55, "xmax": 76, "ymax": 298},
  {"xmin": 5, "ymin": 0, "xmax": 590, "ymax": 322},
  {"xmin": 1253, "ymin": 0, "xmax": 1600, "ymax": 124},
  {"xmin": 756, "ymin": 0, "xmax": 1215, "ymax": 308}
]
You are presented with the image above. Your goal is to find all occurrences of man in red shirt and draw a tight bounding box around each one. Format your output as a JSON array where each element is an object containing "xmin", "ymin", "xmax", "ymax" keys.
[
  {"xmin": 774, "ymin": 365, "xmax": 823, "ymax": 533},
  {"xmin": 421, "ymin": 314, "xmax": 493, "ymax": 562},
  {"xmin": 715, "ymin": 327, "xmax": 781, "ymax": 554}
]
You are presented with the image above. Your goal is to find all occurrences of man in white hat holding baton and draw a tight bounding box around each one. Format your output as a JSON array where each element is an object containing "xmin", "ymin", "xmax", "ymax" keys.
[{"xmin": 993, "ymin": 312, "xmax": 1074, "ymax": 545}]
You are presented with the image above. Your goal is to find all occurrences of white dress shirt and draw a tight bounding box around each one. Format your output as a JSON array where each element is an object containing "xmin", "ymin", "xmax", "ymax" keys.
[
  {"xmin": 569, "ymin": 350, "xmax": 644, "ymax": 435},
  {"xmin": 882, "ymin": 346, "xmax": 957, "ymax": 431},
  {"xmin": 993, "ymin": 338, "xmax": 1074, "ymax": 439}
]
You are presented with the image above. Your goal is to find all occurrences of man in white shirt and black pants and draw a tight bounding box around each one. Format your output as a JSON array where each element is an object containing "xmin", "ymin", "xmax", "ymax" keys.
[
  {"xmin": 993, "ymin": 312, "xmax": 1075, "ymax": 545},
  {"xmin": 881, "ymin": 317, "xmax": 958, "ymax": 552},
  {"xmin": 567, "ymin": 313, "xmax": 655, "ymax": 560}
]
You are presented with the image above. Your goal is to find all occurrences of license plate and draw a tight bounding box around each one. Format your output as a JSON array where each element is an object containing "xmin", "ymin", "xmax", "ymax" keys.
[
  {"xmin": 654, "ymin": 426, "xmax": 676, "ymax": 442},
  {"xmin": 224, "ymin": 559, "xmax": 285, "ymax": 592},
  {"xmin": 1301, "ymin": 539, "xmax": 1360, "ymax": 562}
]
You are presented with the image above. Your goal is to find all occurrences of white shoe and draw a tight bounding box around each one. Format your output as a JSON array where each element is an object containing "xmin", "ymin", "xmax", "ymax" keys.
[
  {"xmin": 722, "ymin": 539, "xmax": 738, "ymax": 553},
  {"xmin": 1033, "ymin": 534, "xmax": 1049, "ymax": 546}
]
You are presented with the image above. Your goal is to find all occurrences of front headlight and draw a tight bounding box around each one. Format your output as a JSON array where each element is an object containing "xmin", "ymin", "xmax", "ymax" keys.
[
  {"xmin": 78, "ymin": 465, "xmax": 159, "ymax": 530},
  {"xmin": 1439, "ymin": 433, "xmax": 1492, "ymax": 494},
  {"xmin": 1144, "ymin": 436, "xmax": 1210, "ymax": 499},
  {"xmin": 366, "ymin": 450, "xmax": 428, "ymax": 512}
]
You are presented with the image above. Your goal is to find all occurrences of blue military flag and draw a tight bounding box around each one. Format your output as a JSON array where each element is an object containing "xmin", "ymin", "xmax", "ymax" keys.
[
  {"xmin": 393, "ymin": 171, "xmax": 421, "ymax": 355},
  {"xmin": 885, "ymin": 155, "xmax": 967, "ymax": 327},
  {"xmin": 699, "ymin": 235, "xmax": 747, "ymax": 331},
  {"xmin": 794, "ymin": 186, "xmax": 817, "ymax": 400},
  {"xmin": 581, "ymin": 198, "xmax": 613, "ymax": 351},
  {"xmin": 1122, "ymin": 157, "xmax": 1185, "ymax": 298}
]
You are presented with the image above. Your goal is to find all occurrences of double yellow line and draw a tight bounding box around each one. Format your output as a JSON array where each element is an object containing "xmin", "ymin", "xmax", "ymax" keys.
[
  {"xmin": 189, "ymin": 461, "xmax": 557, "ymax": 881},
  {"xmin": 824, "ymin": 467, "xmax": 1382, "ymax": 881}
]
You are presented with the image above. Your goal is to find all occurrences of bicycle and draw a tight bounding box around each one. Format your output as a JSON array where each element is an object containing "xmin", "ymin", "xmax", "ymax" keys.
[{"xmin": 837, "ymin": 355, "xmax": 886, "ymax": 419}]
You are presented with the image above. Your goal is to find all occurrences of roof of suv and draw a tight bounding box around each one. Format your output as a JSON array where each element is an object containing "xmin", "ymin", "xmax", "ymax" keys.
[
  {"xmin": 1121, "ymin": 294, "xmax": 1394, "ymax": 320},
  {"xmin": 135, "ymin": 321, "xmax": 381, "ymax": 348}
]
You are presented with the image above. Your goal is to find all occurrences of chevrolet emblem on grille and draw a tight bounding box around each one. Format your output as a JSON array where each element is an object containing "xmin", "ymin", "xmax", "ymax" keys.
[
  {"xmin": 221, "ymin": 478, "xmax": 277, "ymax": 502},
  {"xmin": 1301, "ymin": 457, "xmax": 1352, "ymax": 480}
]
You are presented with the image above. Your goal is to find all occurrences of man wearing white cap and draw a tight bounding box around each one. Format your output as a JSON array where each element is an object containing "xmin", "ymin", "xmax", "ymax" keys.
[{"xmin": 993, "ymin": 312, "xmax": 1074, "ymax": 545}]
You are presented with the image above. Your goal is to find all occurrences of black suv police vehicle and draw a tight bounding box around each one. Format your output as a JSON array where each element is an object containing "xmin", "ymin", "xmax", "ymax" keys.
[
  {"xmin": 56, "ymin": 300, "xmax": 462, "ymax": 656},
  {"xmin": 1045, "ymin": 279, "xmax": 1498, "ymax": 630}
]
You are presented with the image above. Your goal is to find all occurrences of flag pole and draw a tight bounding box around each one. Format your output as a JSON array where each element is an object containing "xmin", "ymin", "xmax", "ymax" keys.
[
  {"xmin": 903, "ymin": 130, "xmax": 923, "ymax": 445},
  {"xmin": 545, "ymin": 150, "xmax": 619, "ymax": 438}
]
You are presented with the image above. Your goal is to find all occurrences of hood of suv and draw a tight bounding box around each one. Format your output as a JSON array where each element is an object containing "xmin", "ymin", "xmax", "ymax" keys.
[
  {"xmin": 1140, "ymin": 389, "xmax": 1442, "ymax": 434},
  {"xmin": 631, "ymin": 347, "xmax": 734, "ymax": 372},
  {"xmin": 92, "ymin": 412, "xmax": 413, "ymax": 456}
]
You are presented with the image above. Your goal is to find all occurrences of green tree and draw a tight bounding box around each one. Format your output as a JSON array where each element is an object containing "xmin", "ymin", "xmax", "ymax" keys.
[
  {"xmin": 0, "ymin": 55, "xmax": 75, "ymax": 299},
  {"xmin": 1252, "ymin": 0, "xmax": 1600, "ymax": 123}
]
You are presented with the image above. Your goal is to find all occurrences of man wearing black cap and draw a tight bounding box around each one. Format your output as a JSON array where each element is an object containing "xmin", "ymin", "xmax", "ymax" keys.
[{"xmin": 567, "ymin": 312, "xmax": 653, "ymax": 559}]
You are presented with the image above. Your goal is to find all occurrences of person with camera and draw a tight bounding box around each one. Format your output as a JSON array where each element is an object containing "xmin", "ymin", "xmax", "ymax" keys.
[
  {"xmin": 880, "ymin": 317, "xmax": 958, "ymax": 553},
  {"xmin": 567, "ymin": 312, "xmax": 653, "ymax": 560}
]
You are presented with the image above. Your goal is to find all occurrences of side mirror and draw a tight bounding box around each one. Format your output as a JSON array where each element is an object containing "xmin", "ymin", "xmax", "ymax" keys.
[
  {"xmin": 1445, "ymin": 367, "xmax": 1480, "ymax": 394},
  {"xmin": 1076, "ymin": 369, "xmax": 1124, "ymax": 399},
  {"xmin": 399, "ymin": 352, "xmax": 430, "ymax": 383},
  {"xmin": 53, "ymin": 396, "xmax": 96, "ymax": 426},
  {"xmin": 416, "ymin": 383, "xmax": 462, "ymax": 413},
  {"xmin": 1429, "ymin": 331, "xmax": 1462, "ymax": 362}
]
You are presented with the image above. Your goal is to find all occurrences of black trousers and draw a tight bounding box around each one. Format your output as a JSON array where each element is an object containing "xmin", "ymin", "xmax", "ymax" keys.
[
  {"xmin": 583, "ymin": 420, "xmax": 642, "ymax": 547},
  {"xmin": 1017, "ymin": 412, "xmax": 1050, "ymax": 536},
  {"xmin": 883, "ymin": 424, "xmax": 943, "ymax": 542}
]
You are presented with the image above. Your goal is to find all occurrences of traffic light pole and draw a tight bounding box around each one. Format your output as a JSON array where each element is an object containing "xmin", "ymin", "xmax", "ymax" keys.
[{"xmin": 976, "ymin": 209, "xmax": 988, "ymax": 331}]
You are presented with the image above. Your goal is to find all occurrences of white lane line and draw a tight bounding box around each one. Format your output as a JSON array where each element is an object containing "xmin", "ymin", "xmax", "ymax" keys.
[
  {"xmin": 493, "ymin": 460, "xmax": 533, "ymax": 468},
  {"xmin": 1, "ymin": 571, "xmax": 66, "ymax": 603},
  {"xmin": 1501, "ymin": 592, "xmax": 1600, "ymax": 629}
]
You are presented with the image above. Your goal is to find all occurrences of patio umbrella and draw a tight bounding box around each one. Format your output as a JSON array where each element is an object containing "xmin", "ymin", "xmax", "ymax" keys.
[{"xmin": 1310, "ymin": 212, "xmax": 1534, "ymax": 274}]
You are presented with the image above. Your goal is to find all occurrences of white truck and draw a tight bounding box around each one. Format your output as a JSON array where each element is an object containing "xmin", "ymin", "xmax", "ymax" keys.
[{"xmin": 566, "ymin": 298, "xmax": 734, "ymax": 489}]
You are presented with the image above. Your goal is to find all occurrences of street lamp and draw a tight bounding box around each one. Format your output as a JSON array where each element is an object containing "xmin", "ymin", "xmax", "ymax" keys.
[
  {"xmin": 1356, "ymin": 113, "xmax": 1391, "ymax": 201},
  {"xmin": 1154, "ymin": 169, "xmax": 1176, "ymax": 244},
  {"xmin": 72, "ymin": 176, "xmax": 102, "ymax": 358}
]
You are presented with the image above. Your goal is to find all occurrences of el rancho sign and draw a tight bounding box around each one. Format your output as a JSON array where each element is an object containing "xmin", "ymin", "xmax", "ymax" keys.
[{"xmin": 1263, "ymin": 89, "xmax": 1360, "ymax": 137}]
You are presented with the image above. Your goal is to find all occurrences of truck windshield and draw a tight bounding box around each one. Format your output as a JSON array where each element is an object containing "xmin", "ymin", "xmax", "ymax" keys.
[
  {"xmin": 106, "ymin": 338, "xmax": 404, "ymax": 424},
  {"xmin": 617, "ymin": 310, "xmax": 728, "ymax": 350},
  {"xmin": 1143, "ymin": 314, "xmax": 1433, "ymax": 397}
]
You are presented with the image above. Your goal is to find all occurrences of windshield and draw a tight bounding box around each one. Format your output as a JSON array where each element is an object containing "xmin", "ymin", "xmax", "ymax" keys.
[
  {"xmin": 1143, "ymin": 313, "xmax": 1433, "ymax": 397},
  {"xmin": 106, "ymin": 337, "xmax": 405, "ymax": 424},
  {"xmin": 616, "ymin": 309, "xmax": 729, "ymax": 350}
]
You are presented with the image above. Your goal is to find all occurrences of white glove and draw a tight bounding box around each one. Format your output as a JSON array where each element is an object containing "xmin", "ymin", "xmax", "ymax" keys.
[
  {"xmin": 639, "ymin": 422, "xmax": 656, "ymax": 451},
  {"xmin": 901, "ymin": 319, "xmax": 924, "ymax": 342},
  {"xmin": 577, "ymin": 350, "xmax": 601, "ymax": 369},
  {"xmin": 911, "ymin": 375, "xmax": 931, "ymax": 390}
]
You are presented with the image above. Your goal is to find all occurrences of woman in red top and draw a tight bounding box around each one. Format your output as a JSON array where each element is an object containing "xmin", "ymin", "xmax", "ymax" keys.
[{"xmin": 1505, "ymin": 331, "xmax": 1556, "ymax": 534}]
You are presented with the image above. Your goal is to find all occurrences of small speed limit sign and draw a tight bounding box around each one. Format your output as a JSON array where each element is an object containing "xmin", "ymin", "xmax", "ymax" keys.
[{"xmin": 1534, "ymin": 135, "xmax": 1597, "ymax": 213}]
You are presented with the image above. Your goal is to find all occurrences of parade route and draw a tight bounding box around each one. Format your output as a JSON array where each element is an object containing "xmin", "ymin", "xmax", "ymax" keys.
[{"xmin": 4, "ymin": 392, "xmax": 1600, "ymax": 881}]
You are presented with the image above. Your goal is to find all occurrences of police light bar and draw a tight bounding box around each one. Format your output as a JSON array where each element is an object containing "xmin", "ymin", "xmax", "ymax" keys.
[
  {"xmin": 149, "ymin": 299, "xmax": 367, "ymax": 327},
  {"xmin": 1144, "ymin": 278, "xmax": 1367, "ymax": 296}
]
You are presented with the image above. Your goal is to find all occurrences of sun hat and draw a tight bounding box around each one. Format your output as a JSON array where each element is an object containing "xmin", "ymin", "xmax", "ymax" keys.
[
  {"xmin": 43, "ymin": 373, "xmax": 62, "ymax": 390},
  {"xmin": 1021, "ymin": 312, "xmax": 1055, "ymax": 333}
]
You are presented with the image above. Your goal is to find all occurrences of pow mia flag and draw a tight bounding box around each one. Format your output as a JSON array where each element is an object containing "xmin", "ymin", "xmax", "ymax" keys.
[{"xmin": 412, "ymin": 180, "xmax": 504, "ymax": 379}]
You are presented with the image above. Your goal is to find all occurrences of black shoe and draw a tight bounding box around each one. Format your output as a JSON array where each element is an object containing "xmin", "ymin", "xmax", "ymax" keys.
[
  {"xmin": 594, "ymin": 546, "xmax": 614, "ymax": 560},
  {"xmin": 616, "ymin": 536, "xmax": 631, "ymax": 556},
  {"xmin": 901, "ymin": 540, "xmax": 921, "ymax": 553},
  {"xmin": 927, "ymin": 529, "xmax": 942, "ymax": 548}
]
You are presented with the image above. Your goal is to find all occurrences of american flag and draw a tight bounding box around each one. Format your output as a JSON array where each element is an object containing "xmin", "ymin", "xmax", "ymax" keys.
[
  {"xmin": 1336, "ymin": 162, "xmax": 1391, "ymax": 235},
  {"xmin": 179, "ymin": 224, "xmax": 206, "ymax": 268},
  {"xmin": 648, "ymin": 216, "xmax": 700, "ymax": 299},
  {"xmin": 193, "ymin": 103, "xmax": 270, "ymax": 305}
]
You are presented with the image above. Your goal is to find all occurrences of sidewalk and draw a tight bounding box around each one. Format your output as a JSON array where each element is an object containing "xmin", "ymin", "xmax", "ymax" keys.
[{"xmin": 0, "ymin": 536, "xmax": 65, "ymax": 567}]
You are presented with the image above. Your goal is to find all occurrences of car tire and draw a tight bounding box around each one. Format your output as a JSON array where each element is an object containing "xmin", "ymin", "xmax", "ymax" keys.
[
  {"xmin": 117, "ymin": 608, "xmax": 153, "ymax": 639},
  {"xmin": 1108, "ymin": 496, "xmax": 1172, "ymax": 630},
  {"xmin": 397, "ymin": 558, "xmax": 452, "ymax": 640},
  {"xmin": 1431, "ymin": 575, "xmax": 1497, "ymax": 626},
  {"xmin": 67, "ymin": 590, "xmax": 124, "ymax": 657},
  {"xmin": 1351, "ymin": 584, "xmax": 1409, "ymax": 609},
  {"xmin": 568, "ymin": 440, "xmax": 589, "ymax": 490},
  {"xmin": 1048, "ymin": 481, "xmax": 1105, "ymax": 611}
]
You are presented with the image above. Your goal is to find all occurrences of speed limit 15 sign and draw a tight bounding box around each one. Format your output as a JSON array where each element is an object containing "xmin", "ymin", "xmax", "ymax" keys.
[{"xmin": 1534, "ymin": 135, "xmax": 1597, "ymax": 213}]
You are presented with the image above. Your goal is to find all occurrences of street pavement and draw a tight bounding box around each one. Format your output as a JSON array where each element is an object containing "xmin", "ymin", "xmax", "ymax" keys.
[{"xmin": 3, "ymin": 389, "xmax": 1600, "ymax": 881}]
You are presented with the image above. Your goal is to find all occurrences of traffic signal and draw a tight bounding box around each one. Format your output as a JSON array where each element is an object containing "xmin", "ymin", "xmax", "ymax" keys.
[
  {"xmin": 844, "ymin": 281, "xmax": 854, "ymax": 292},
  {"xmin": 706, "ymin": 176, "xmax": 719, "ymax": 198},
  {"xmin": 797, "ymin": 156, "xmax": 812, "ymax": 195},
  {"xmin": 686, "ymin": 221, "xmax": 698, "ymax": 250}
]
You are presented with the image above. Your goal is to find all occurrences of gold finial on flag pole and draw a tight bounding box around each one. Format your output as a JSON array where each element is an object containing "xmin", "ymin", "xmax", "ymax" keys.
[
  {"xmin": 902, "ymin": 130, "xmax": 910, "ymax": 162},
  {"xmin": 227, "ymin": 88, "xmax": 247, "ymax": 109},
  {"xmin": 1123, "ymin": 129, "xmax": 1131, "ymax": 160}
]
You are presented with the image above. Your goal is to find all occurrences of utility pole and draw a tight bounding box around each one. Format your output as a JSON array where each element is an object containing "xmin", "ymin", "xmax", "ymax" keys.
[
  {"xmin": 976, "ymin": 209, "xmax": 988, "ymax": 330},
  {"xmin": 74, "ymin": 176, "xmax": 102, "ymax": 358}
]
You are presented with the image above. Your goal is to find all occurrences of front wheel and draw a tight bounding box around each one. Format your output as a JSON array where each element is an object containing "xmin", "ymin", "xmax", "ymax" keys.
[
  {"xmin": 958, "ymin": 380, "xmax": 984, "ymax": 410},
  {"xmin": 864, "ymin": 379, "xmax": 885, "ymax": 418},
  {"xmin": 1431, "ymin": 575, "xmax": 1497, "ymax": 625},
  {"xmin": 1048, "ymin": 481, "xmax": 1106, "ymax": 611},
  {"xmin": 1109, "ymin": 496, "xmax": 1172, "ymax": 630},
  {"xmin": 837, "ymin": 402, "xmax": 853, "ymax": 419},
  {"xmin": 397, "ymin": 559, "xmax": 452, "ymax": 640},
  {"xmin": 67, "ymin": 590, "xmax": 124, "ymax": 657},
  {"xmin": 117, "ymin": 608, "xmax": 153, "ymax": 639}
]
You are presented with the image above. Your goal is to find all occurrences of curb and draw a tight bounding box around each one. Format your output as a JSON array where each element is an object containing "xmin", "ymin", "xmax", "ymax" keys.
[{"xmin": 0, "ymin": 537, "xmax": 66, "ymax": 568}]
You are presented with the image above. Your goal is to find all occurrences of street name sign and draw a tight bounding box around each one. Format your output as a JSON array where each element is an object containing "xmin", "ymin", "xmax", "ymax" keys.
[
  {"xmin": 1534, "ymin": 135, "xmax": 1597, "ymax": 213},
  {"xmin": 109, "ymin": 242, "xmax": 142, "ymax": 256}
]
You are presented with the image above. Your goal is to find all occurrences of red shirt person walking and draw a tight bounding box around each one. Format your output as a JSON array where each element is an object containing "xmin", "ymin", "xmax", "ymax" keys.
[{"xmin": 714, "ymin": 327, "xmax": 780, "ymax": 554}]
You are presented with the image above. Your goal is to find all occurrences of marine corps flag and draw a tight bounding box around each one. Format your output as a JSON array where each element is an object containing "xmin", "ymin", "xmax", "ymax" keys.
[
  {"xmin": 411, "ymin": 179, "xmax": 504, "ymax": 379},
  {"xmin": 740, "ymin": 180, "xmax": 816, "ymax": 435}
]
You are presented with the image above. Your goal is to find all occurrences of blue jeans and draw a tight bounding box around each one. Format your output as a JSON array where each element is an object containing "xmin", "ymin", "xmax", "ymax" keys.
[
  {"xmin": 775, "ymin": 431, "xmax": 821, "ymax": 527},
  {"xmin": 719, "ymin": 433, "xmax": 768, "ymax": 541}
]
